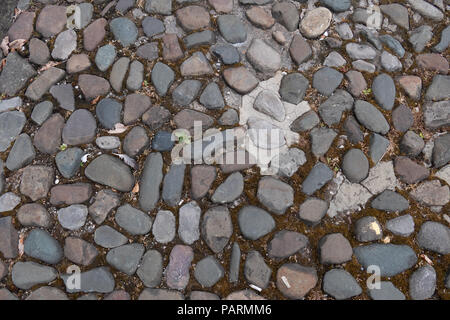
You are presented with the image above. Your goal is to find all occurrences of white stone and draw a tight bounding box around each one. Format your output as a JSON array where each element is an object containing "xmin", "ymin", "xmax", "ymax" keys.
[
  {"xmin": 361, "ymin": 161, "xmax": 399, "ymax": 195},
  {"xmin": 328, "ymin": 179, "xmax": 372, "ymax": 217}
]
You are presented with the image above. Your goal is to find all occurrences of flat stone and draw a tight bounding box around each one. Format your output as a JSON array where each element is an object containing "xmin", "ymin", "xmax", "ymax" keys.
[
  {"xmin": 137, "ymin": 250, "xmax": 163, "ymax": 287},
  {"xmin": 52, "ymin": 30, "xmax": 77, "ymax": 60},
  {"xmin": 176, "ymin": 5, "xmax": 210, "ymax": 32},
  {"xmin": 89, "ymin": 189, "xmax": 120, "ymax": 224},
  {"xmin": 0, "ymin": 52, "xmax": 36, "ymax": 97},
  {"xmin": 83, "ymin": 18, "xmax": 107, "ymax": 51},
  {"xmin": 8, "ymin": 11, "xmax": 35, "ymax": 42},
  {"xmin": 409, "ymin": 25, "xmax": 433, "ymax": 53},
  {"xmin": 209, "ymin": 0, "xmax": 233, "ymax": 13},
  {"xmin": 142, "ymin": 17, "xmax": 165, "ymax": 37},
  {"xmin": 24, "ymin": 229, "xmax": 63, "ymax": 264},
  {"xmin": 36, "ymin": 5, "xmax": 67, "ymax": 38},
  {"xmin": 313, "ymin": 67, "xmax": 343, "ymax": 96},
  {"xmin": 380, "ymin": 3, "xmax": 409, "ymax": 29},
  {"xmin": 110, "ymin": 57, "xmax": 130, "ymax": 93},
  {"xmin": 20, "ymin": 165, "xmax": 54, "ymax": 201},
  {"xmin": 55, "ymin": 147, "xmax": 84, "ymax": 178},
  {"xmin": 152, "ymin": 210, "xmax": 175, "ymax": 244},
  {"xmin": 238, "ymin": 205, "xmax": 275, "ymax": 240},
  {"xmin": 424, "ymin": 101, "xmax": 450, "ymax": 130},
  {"xmin": 372, "ymin": 73, "xmax": 396, "ymax": 111},
  {"xmin": 195, "ymin": 256, "xmax": 224, "ymax": 287},
  {"xmin": 191, "ymin": 165, "xmax": 216, "ymax": 199},
  {"xmin": 319, "ymin": 233, "xmax": 353, "ymax": 264},
  {"xmin": 17, "ymin": 203, "xmax": 51, "ymax": 228},
  {"xmin": 371, "ymin": 190, "xmax": 409, "ymax": 212},
  {"xmin": 63, "ymin": 109, "xmax": 97, "ymax": 145},
  {"xmin": 300, "ymin": 7, "xmax": 332, "ymax": 39},
  {"xmin": 354, "ymin": 244, "xmax": 417, "ymax": 276},
  {"xmin": 78, "ymin": 74, "xmax": 110, "ymax": 100},
  {"xmin": 354, "ymin": 216, "xmax": 383, "ymax": 242},
  {"xmin": 110, "ymin": 17, "xmax": 138, "ymax": 47},
  {"xmin": 145, "ymin": 0, "xmax": 172, "ymax": 15},
  {"xmin": 217, "ymin": 15, "xmax": 247, "ymax": 44},
  {"xmin": 324, "ymin": 51, "xmax": 347, "ymax": 67},
  {"xmin": 67, "ymin": 54, "xmax": 91, "ymax": 74},
  {"xmin": 346, "ymin": 43, "xmax": 377, "ymax": 60},
  {"xmin": 180, "ymin": 52, "xmax": 213, "ymax": 77},
  {"xmin": 394, "ymin": 157, "xmax": 429, "ymax": 184},
  {"xmin": 257, "ymin": 177, "xmax": 293, "ymax": 214},
  {"xmin": 212, "ymin": 172, "xmax": 243, "ymax": 204},
  {"xmin": 302, "ymin": 162, "xmax": 334, "ymax": 196},
  {"xmin": 142, "ymin": 106, "xmax": 171, "ymax": 130},
  {"xmin": 433, "ymin": 25, "xmax": 450, "ymax": 52},
  {"xmin": 276, "ymin": 264, "xmax": 317, "ymax": 299},
  {"xmin": 268, "ymin": 230, "xmax": 309, "ymax": 259},
  {"xmin": 63, "ymin": 267, "xmax": 115, "ymax": 293},
  {"xmin": 223, "ymin": 67, "xmax": 258, "ymax": 94},
  {"xmin": 106, "ymin": 243, "xmax": 144, "ymax": 275},
  {"xmin": 431, "ymin": 133, "xmax": 450, "ymax": 169},
  {"xmin": 151, "ymin": 62, "xmax": 174, "ymax": 96},
  {"xmin": 178, "ymin": 201, "xmax": 201, "ymax": 245},
  {"xmin": 342, "ymin": 149, "xmax": 369, "ymax": 183},
  {"xmin": 0, "ymin": 193, "xmax": 20, "ymax": 213},
  {"xmin": 272, "ymin": 1, "xmax": 299, "ymax": 31},
  {"xmin": 85, "ymin": 154, "xmax": 135, "ymax": 192},
  {"xmin": 32, "ymin": 113, "xmax": 64, "ymax": 154},
  {"xmin": 96, "ymin": 98, "xmax": 122, "ymax": 129},
  {"xmin": 123, "ymin": 94, "xmax": 151, "ymax": 125},
  {"xmin": 94, "ymin": 225, "xmax": 128, "ymax": 248},
  {"xmin": 246, "ymin": 39, "xmax": 281, "ymax": 74},
  {"xmin": 323, "ymin": 269, "xmax": 362, "ymax": 300},
  {"xmin": 57, "ymin": 204, "xmax": 88, "ymax": 231},
  {"xmin": 246, "ymin": 6, "xmax": 275, "ymax": 29},
  {"xmin": 212, "ymin": 44, "xmax": 240, "ymax": 65},
  {"xmin": 29, "ymin": 38, "xmax": 50, "ymax": 65},
  {"xmin": 417, "ymin": 221, "xmax": 450, "ymax": 255},
  {"xmin": 352, "ymin": 60, "xmax": 376, "ymax": 73},
  {"xmin": 200, "ymin": 83, "xmax": 225, "ymax": 110},
  {"xmin": 6, "ymin": 133, "xmax": 35, "ymax": 171},
  {"xmin": 354, "ymin": 100, "xmax": 390, "ymax": 135},
  {"xmin": 279, "ymin": 72, "xmax": 309, "ymax": 105},
  {"xmin": 0, "ymin": 216, "xmax": 18, "ymax": 258},
  {"xmin": 50, "ymin": 183, "xmax": 92, "ymax": 206},
  {"xmin": 64, "ymin": 236, "xmax": 98, "ymax": 266},
  {"xmin": 173, "ymin": 80, "xmax": 202, "ymax": 106},
  {"xmin": 425, "ymin": 75, "xmax": 450, "ymax": 101},
  {"xmin": 310, "ymin": 127, "xmax": 337, "ymax": 157},
  {"xmin": 25, "ymin": 67, "xmax": 66, "ymax": 101},
  {"xmin": 289, "ymin": 35, "xmax": 312, "ymax": 65},
  {"xmin": 380, "ymin": 35, "xmax": 406, "ymax": 57},
  {"xmin": 244, "ymin": 251, "xmax": 271, "ymax": 289},
  {"xmin": 319, "ymin": 0, "xmax": 351, "ymax": 12},
  {"xmin": 162, "ymin": 34, "xmax": 183, "ymax": 61},
  {"xmin": 166, "ymin": 245, "xmax": 193, "ymax": 290},
  {"xmin": 298, "ymin": 197, "xmax": 328, "ymax": 226},
  {"xmin": 123, "ymin": 126, "xmax": 149, "ymax": 158},
  {"xmin": 116, "ymin": 204, "xmax": 152, "ymax": 236},
  {"xmin": 400, "ymin": 131, "xmax": 424, "ymax": 157},
  {"xmin": 202, "ymin": 206, "xmax": 232, "ymax": 253},
  {"xmin": 407, "ymin": 0, "xmax": 443, "ymax": 21},
  {"xmin": 411, "ymin": 180, "xmax": 449, "ymax": 207},
  {"xmin": 368, "ymin": 281, "xmax": 405, "ymax": 300},
  {"xmin": 392, "ymin": 104, "xmax": 414, "ymax": 132},
  {"xmin": 386, "ymin": 215, "xmax": 415, "ymax": 237}
]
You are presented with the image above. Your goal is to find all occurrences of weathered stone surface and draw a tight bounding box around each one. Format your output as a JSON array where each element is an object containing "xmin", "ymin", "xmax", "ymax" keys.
[
  {"xmin": 268, "ymin": 231, "xmax": 308, "ymax": 259},
  {"xmin": 202, "ymin": 206, "xmax": 233, "ymax": 253},
  {"xmin": 85, "ymin": 154, "xmax": 135, "ymax": 192},
  {"xmin": 276, "ymin": 264, "xmax": 317, "ymax": 299},
  {"xmin": 0, "ymin": 216, "xmax": 19, "ymax": 259}
]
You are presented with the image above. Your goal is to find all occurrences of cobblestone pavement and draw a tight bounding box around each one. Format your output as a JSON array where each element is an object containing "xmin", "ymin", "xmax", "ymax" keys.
[{"xmin": 0, "ymin": 0, "xmax": 449, "ymax": 300}]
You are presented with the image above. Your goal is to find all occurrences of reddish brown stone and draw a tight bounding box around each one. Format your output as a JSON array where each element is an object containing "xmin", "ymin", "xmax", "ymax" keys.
[
  {"xmin": 8, "ymin": 11, "xmax": 35, "ymax": 42},
  {"xmin": 104, "ymin": 290, "xmax": 131, "ymax": 300},
  {"xmin": 276, "ymin": 264, "xmax": 318, "ymax": 299},
  {"xmin": 208, "ymin": 0, "xmax": 233, "ymax": 13},
  {"xmin": 33, "ymin": 113, "xmax": 65, "ymax": 154},
  {"xmin": 64, "ymin": 236, "xmax": 98, "ymax": 266},
  {"xmin": 246, "ymin": 7, "xmax": 275, "ymax": 29},
  {"xmin": 83, "ymin": 18, "xmax": 107, "ymax": 51},
  {"xmin": 416, "ymin": 53, "xmax": 449, "ymax": 74},
  {"xmin": 20, "ymin": 166, "xmax": 54, "ymax": 201},
  {"xmin": 346, "ymin": 70, "xmax": 367, "ymax": 97},
  {"xmin": 176, "ymin": 6, "xmax": 210, "ymax": 32},
  {"xmin": 50, "ymin": 183, "xmax": 93, "ymax": 206},
  {"xmin": 66, "ymin": 54, "xmax": 91, "ymax": 74},
  {"xmin": 0, "ymin": 216, "xmax": 18, "ymax": 259},
  {"xmin": 162, "ymin": 34, "xmax": 184, "ymax": 61},
  {"xmin": 36, "ymin": 5, "xmax": 67, "ymax": 38},
  {"xmin": 223, "ymin": 66, "xmax": 259, "ymax": 94},
  {"xmin": 396, "ymin": 75, "xmax": 422, "ymax": 100},
  {"xmin": 290, "ymin": 34, "xmax": 312, "ymax": 65},
  {"xmin": 394, "ymin": 156, "xmax": 430, "ymax": 184},
  {"xmin": 191, "ymin": 165, "xmax": 216, "ymax": 199},
  {"xmin": 124, "ymin": 93, "xmax": 152, "ymax": 125},
  {"xmin": 166, "ymin": 245, "xmax": 194, "ymax": 290},
  {"xmin": 78, "ymin": 74, "xmax": 110, "ymax": 100}
]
